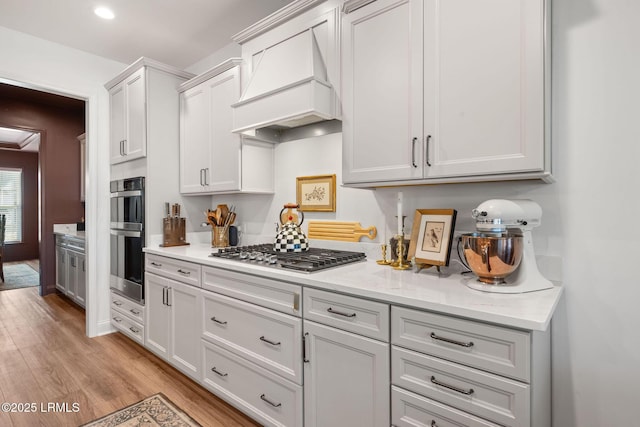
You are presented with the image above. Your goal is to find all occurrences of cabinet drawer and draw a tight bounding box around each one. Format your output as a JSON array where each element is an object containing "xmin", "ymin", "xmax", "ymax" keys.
[
  {"xmin": 392, "ymin": 307, "xmax": 530, "ymax": 381},
  {"xmin": 202, "ymin": 266, "xmax": 301, "ymax": 316},
  {"xmin": 392, "ymin": 347, "xmax": 529, "ymax": 426},
  {"xmin": 392, "ymin": 386, "xmax": 501, "ymax": 427},
  {"xmin": 111, "ymin": 309, "xmax": 144, "ymax": 345},
  {"xmin": 146, "ymin": 254, "xmax": 201, "ymax": 287},
  {"xmin": 202, "ymin": 291, "xmax": 302, "ymax": 384},
  {"xmin": 303, "ymin": 288, "xmax": 389, "ymax": 341},
  {"xmin": 202, "ymin": 340, "xmax": 303, "ymax": 427},
  {"xmin": 111, "ymin": 292, "xmax": 145, "ymax": 323}
]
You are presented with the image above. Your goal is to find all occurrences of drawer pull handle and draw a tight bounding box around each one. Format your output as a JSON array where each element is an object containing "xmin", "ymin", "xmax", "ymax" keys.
[
  {"xmin": 430, "ymin": 332, "xmax": 474, "ymax": 348},
  {"xmin": 327, "ymin": 307, "xmax": 357, "ymax": 318},
  {"xmin": 211, "ymin": 367, "xmax": 228, "ymax": 377},
  {"xmin": 113, "ymin": 301, "xmax": 123, "ymax": 306},
  {"xmin": 129, "ymin": 327, "xmax": 140, "ymax": 334},
  {"xmin": 430, "ymin": 376, "xmax": 474, "ymax": 396},
  {"xmin": 259, "ymin": 336, "xmax": 281, "ymax": 346},
  {"xmin": 177, "ymin": 269, "xmax": 191, "ymax": 275},
  {"xmin": 260, "ymin": 394, "xmax": 282, "ymax": 408},
  {"xmin": 130, "ymin": 309, "xmax": 140, "ymax": 315},
  {"xmin": 150, "ymin": 262, "xmax": 162, "ymax": 267},
  {"xmin": 211, "ymin": 317, "xmax": 227, "ymax": 325},
  {"xmin": 112, "ymin": 317, "xmax": 122, "ymax": 323}
]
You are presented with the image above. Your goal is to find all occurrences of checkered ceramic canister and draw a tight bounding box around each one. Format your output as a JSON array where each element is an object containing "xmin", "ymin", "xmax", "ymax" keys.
[{"xmin": 274, "ymin": 204, "xmax": 309, "ymax": 252}]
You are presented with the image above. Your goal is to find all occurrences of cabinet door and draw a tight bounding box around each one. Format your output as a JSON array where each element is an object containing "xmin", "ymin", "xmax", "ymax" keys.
[
  {"xmin": 179, "ymin": 84, "xmax": 210, "ymax": 194},
  {"xmin": 67, "ymin": 251, "xmax": 77, "ymax": 298},
  {"xmin": 145, "ymin": 273, "xmax": 170, "ymax": 359},
  {"xmin": 124, "ymin": 68, "xmax": 146, "ymax": 160},
  {"xmin": 304, "ymin": 320, "xmax": 389, "ymax": 427},
  {"xmin": 342, "ymin": 0, "xmax": 423, "ymax": 183},
  {"xmin": 208, "ymin": 67, "xmax": 242, "ymax": 192},
  {"xmin": 75, "ymin": 253, "xmax": 86, "ymax": 307},
  {"xmin": 55, "ymin": 246, "xmax": 67, "ymax": 292},
  {"xmin": 109, "ymin": 82, "xmax": 126, "ymax": 164},
  {"xmin": 169, "ymin": 280, "xmax": 202, "ymax": 380},
  {"xmin": 423, "ymin": 0, "xmax": 545, "ymax": 177}
]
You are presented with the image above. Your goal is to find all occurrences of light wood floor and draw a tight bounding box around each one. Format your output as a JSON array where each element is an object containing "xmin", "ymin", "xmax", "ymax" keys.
[{"xmin": 0, "ymin": 287, "xmax": 260, "ymax": 427}]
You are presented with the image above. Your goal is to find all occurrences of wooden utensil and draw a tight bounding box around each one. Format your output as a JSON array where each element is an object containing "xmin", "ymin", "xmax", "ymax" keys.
[
  {"xmin": 218, "ymin": 204, "xmax": 229, "ymax": 224},
  {"xmin": 307, "ymin": 221, "xmax": 377, "ymax": 242}
]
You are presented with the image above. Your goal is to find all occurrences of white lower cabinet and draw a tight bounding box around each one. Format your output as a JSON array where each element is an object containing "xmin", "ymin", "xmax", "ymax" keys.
[
  {"xmin": 202, "ymin": 340, "xmax": 303, "ymax": 427},
  {"xmin": 199, "ymin": 267, "xmax": 303, "ymax": 426},
  {"xmin": 392, "ymin": 386, "xmax": 501, "ymax": 427},
  {"xmin": 302, "ymin": 288, "xmax": 390, "ymax": 427},
  {"xmin": 202, "ymin": 291, "xmax": 302, "ymax": 384},
  {"xmin": 303, "ymin": 320, "xmax": 390, "ymax": 427},
  {"xmin": 391, "ymin": 306, "xmax": 549, "ymax": 427},
  {"xmin": 110, "ymin": 291, "xmax": 145, "ymax": 345},
  {"xmin": 133, "ymin": 255, "xmax": 551, "ymax": 427},
  {"xmin": 54, "ymin": 234, "xmax": 86, "ymax": 308},
  {"xmin": 145, "ymin": 271, "xmax": 202, "ymax": 381}
]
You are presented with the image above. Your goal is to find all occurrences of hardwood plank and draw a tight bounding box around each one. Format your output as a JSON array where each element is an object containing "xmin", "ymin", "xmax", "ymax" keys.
[{"xmin": 0, "ymin": 287, "xmax": 260, "ymax": 427}]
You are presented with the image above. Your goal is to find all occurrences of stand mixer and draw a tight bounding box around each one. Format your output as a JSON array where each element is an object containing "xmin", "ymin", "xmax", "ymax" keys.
[{"xmin": 462, "ymin": 199, "xmax": 554, "ymax": 293}]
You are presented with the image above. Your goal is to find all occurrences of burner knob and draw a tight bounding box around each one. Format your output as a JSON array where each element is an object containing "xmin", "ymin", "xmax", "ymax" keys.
[
  {"xmin": 239, "ymin": 251, "xmax": 249, "ymax": 259},
  {"xmin": 255, "ymin": 252, "xmax": 264, "ymax": 262},
  {"xmin": 267, "ymin": 255, "xmax": 278, "ymax": 264}
]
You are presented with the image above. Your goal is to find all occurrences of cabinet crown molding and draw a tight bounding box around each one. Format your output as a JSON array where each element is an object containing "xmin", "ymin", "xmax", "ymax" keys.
[
  {"xmin": 104, "ymin": 57, "xmax": 195, "ymax": 90},
  {"xmin": 342, "ymin": 0, "xmax": 378, "ymax": 14},
  {"xmin": 178, "ymin": 58, "xmax": 242, "ymax": 93},
  {"xmin": 232, "ymin": 0, "xmax": 327, "ymax": 44}
]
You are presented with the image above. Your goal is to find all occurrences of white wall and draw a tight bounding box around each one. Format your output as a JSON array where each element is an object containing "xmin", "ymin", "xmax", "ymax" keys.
[
  {"xmin": 0, "ymin": 26, "xmax": 126, "ymax": 337},
  {"xmin": 199, "ymin": 0, "xmax": 640, "ymax": 425}
]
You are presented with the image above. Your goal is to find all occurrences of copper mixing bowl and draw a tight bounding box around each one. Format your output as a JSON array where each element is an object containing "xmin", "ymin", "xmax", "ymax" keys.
[{"xmin": 461, "ymin": 232, "xmax": 523, "ymax": 284}]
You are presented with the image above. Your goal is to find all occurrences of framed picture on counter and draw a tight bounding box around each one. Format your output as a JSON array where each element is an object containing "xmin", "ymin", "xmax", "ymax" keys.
[
  {"xmin": 296, "ymin": 174, "xmax": 336, "ymax": 212},
  {"xmin": 408, "ymin": 209, "xmax": 457, "ymax": 267}
]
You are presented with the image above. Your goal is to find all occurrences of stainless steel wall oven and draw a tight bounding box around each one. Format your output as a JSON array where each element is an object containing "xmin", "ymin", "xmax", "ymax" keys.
[{"xmin": 110, "ymin": 177, "xmax": 145, "ymax": 304}]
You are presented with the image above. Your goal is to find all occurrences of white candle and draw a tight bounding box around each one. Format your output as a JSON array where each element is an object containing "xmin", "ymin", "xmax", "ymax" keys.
[{"xmin": 397, "ymin": 191, "xmax": 403, "ymax": 236}]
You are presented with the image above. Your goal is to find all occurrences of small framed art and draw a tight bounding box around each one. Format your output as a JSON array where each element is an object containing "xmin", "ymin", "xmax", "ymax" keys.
[
  {"xmin": 408, "ymin": 209, "xmax": 457, "ymax": 267},
  {"xmin": 296, "ymin": 174, "xmax": 336, "ymax": 212}
]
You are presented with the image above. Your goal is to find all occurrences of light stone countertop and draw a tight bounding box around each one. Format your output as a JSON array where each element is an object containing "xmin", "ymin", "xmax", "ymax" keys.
[
  {"xmin": 144, "ymin": 242, "xmax": 563, "ymax": 332},
  {"xmin": 53, "ymin": 223, "xmax": 85, "ymax": 239}
]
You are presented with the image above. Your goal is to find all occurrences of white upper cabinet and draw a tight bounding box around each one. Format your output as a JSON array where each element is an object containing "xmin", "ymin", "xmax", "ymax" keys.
[
  {"xmin": 342, "ymin": 0, "xmax": 551, "ymax": 186},
  {"xmin": 108, "ymin": 67, "xmax": 146, "ymax": 164},
  {"xmin": 106, "ymin": 58, "xmax": 194, "ymax": 165},
  {"xmin": 342, "ymin": 0, "xmax": 423, "ymax": 183},
  {"xmin": 179, "ymin": 59, "xmax": 274, "ymax": 195}
]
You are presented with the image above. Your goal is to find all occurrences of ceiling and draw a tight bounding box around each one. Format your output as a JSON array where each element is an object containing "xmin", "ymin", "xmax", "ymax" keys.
[
  {"xmin": 0, "ymin": 127, "xmax": 39, "ymax": 152},
  {"xmin": 0, "ymin": 0, "xmax": 294, "ymax": 69}
]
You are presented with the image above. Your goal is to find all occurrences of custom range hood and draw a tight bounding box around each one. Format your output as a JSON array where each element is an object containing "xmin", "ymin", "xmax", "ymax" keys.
[{"xmin": 231, "ymin": 27, "xmax": 340, "ymax": 142}]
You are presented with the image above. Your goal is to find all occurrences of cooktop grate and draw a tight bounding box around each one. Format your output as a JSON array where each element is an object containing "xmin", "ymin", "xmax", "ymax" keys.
[{"xmin": 209, "ymin": 244, "xmax": 366, "ymax": 273}]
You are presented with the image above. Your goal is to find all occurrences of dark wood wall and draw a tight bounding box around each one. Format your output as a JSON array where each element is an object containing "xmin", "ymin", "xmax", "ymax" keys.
[
  {"xmin": 0, "ymin": 150, "xmax": 39, "ymax": 261},
  {"xmin": 0, "ymin": 83, "xmax": 85, "ymax": 295}
]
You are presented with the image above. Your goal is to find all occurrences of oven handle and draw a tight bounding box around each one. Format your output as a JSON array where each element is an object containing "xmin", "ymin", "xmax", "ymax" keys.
[
  {"xmin": 110, "ymin": 190, "xmax": 143, "ymax": 198},
  {"xmin": 110, "ymin": 222, "xmax": 143, "ymax": 232},
  {"xmin": 110, "ymin": 229, "xmax": 142, "ymax": 238}
]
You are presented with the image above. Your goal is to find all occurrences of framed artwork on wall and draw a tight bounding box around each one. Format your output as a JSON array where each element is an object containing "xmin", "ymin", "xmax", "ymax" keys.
[{"xmin": 296, "ymin": 174, "xmax": 336, "ymax": 212}]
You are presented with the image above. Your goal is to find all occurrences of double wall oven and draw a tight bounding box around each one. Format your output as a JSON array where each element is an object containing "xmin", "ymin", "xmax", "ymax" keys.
[{"xmin": 110, "ymin": 177, "xmax": 145, "ymax": 304}]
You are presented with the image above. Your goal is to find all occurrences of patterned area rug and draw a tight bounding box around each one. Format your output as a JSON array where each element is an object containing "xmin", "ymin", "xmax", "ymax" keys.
[
  {"xmin": 81, "ymin": 393, "xmax": 201, "ymax": 427},
  {"xmin": 0, "ymin": 263, "xmax": 39, "ymax": 291}
]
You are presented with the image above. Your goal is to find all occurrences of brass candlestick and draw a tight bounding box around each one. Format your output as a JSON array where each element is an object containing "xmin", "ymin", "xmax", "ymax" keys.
[
  {"xmin": 376, "ymin": 244, "xmax": 391, "ymax": 265},
  {"xmin": 393, "ymin": 234, "xmax": 411, "ymax": 270}
]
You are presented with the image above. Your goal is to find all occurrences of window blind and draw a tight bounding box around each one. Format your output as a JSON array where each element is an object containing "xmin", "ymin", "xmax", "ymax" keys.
[{"xmin": 0, "ymin": 168, "xmax": 23, "ymax": 243}]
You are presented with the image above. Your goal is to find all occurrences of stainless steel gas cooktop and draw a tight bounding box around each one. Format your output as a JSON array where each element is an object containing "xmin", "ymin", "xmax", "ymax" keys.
[{"xmin": 209, "ymin": 244, "xmax": 366, "ymax": 273}]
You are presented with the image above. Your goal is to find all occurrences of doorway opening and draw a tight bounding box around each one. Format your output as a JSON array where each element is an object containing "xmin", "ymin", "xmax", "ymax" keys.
[{"xmin": 0, "ymin": 83, "xmax": 87, "ymax": 301}]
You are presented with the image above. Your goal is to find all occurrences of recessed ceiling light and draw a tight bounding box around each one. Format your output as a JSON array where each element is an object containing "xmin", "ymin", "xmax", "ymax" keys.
[{"xmin": 94, "ymin": 6, "xmax": 115, "ymax": 20}]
